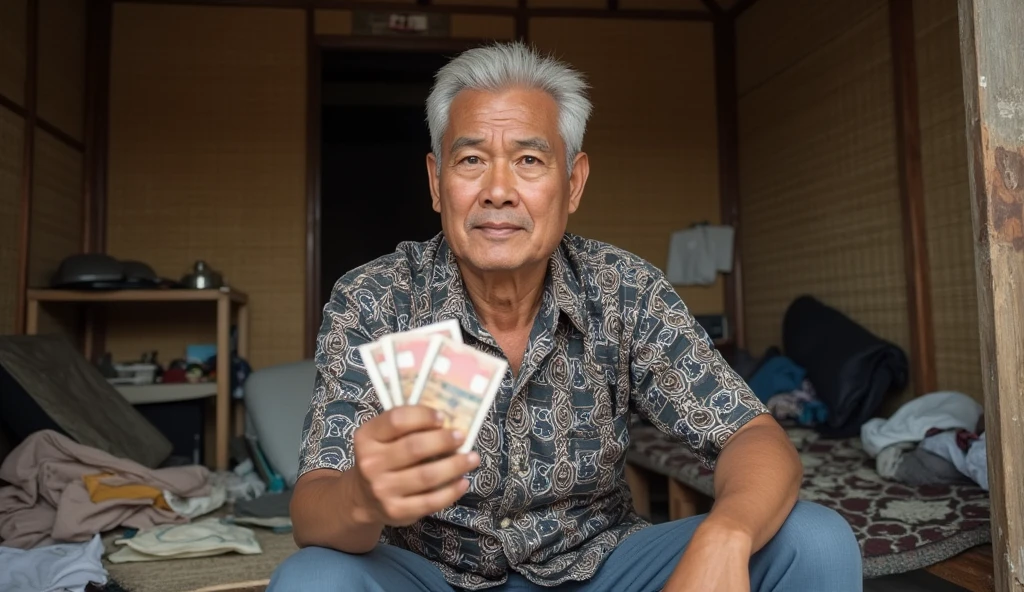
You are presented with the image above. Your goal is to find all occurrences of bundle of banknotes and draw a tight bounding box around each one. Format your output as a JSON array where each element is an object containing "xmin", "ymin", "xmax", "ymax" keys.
[{"xmin": 357, "ymin": 319, "xmax": 507, "ymax": 454}]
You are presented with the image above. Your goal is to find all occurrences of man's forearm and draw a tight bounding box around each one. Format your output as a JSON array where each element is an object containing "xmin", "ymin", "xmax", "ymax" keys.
[
  {"xmin": 703, "ymin": 414, "xmax": 803, "ymax": 552},
  {"xmin": 291, "ymin": 469, "xmax": 384, "ymax": 554}
]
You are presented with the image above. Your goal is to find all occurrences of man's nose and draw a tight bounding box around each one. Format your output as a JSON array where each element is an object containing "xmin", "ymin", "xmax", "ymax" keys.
[{"xmin": 480, "ymin": 161, "xmax": 519, "ymax": 207}]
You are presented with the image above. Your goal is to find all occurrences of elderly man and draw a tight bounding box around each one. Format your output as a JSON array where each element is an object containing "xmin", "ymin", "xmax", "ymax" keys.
[{"xmin": 271, "ymin": 41, "xmax": 861, "ymax": 591}]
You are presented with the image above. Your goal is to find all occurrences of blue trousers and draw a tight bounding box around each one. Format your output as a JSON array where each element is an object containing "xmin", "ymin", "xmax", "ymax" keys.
[{"xmin": 268, "ymin": 501, "xmax": 862, "ymax": 591}]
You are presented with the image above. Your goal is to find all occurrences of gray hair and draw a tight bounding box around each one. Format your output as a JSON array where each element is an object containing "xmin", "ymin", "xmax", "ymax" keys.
[{"xmin": 426, "ymin": 41, "xmax": 592, "ymax": 176}]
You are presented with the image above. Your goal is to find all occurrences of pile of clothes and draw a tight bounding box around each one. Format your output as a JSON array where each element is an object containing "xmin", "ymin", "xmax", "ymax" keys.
[
  {"xmin": 743, "ymin": 352, "xmax": 829, "ymax": 428},
  {"xmin": 860, "ymin": 391, "xmax": 988, "ymax": 490},
  {"xmin": 0, "ymin": 430, "xmax": 286, "ymax": 592}
]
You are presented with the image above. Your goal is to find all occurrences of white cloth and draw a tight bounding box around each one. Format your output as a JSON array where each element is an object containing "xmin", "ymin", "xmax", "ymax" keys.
[
  {"xmin": 875, "ymin": 442, "xmax": 914, "ymax": 478},
  {"xmin": 0, "ymin": 534, "xmax": 107, "ymax": 592},
  {"xmin": 665, "ymin": 225, "xmax": 734, "ymax": 285},
  {"xmin": 107, "ymin": 518, "xmax": 262, "ymax": 563},
  {"xmin": 163, "ymin": 484, "xmax": 227, "ymax": 519},
  {"xmin": 920, "ymin": 431, "xmax": 989, "ymax": 491},
  {"xmin": 860, "ymin": 391, "xmax": 982, "ymax": 457}
]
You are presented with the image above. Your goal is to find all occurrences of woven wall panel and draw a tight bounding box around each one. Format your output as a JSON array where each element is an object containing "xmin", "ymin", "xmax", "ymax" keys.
[
  {"xmin": 315, "ymin": 10, "xmax": 352, "ymax": 36},
  {"xmin": 738, "ymin": 5, "xmax": 911, "ymax": 403},
  {"xmin": 0, "ymin": 0, "xmax": 27, "ymax": 107},
  {"xmin": 37, "ymin": 0, "xmax": 86, "ymax": 141},
  {"xmin": 452, "ymin": 15, "xmax": 515, "ymax": 39},
  {"xmin": 30, "ymin": 129, "xmax": 83, "ymax": 337},
  {"xmin": 0, "ymin": 107, "xmax": 24, "ymax": 335},
  {"xmin": 914, "ymin": 0, "xmax": 982, "ymax": 402},
  {"xmin": 106, "ymin": 4, "xmax": 307, "ymax": 370},
  {"xmin": 736, "ymin": 0, "xmax": 886, "ymax": 97},
  {"xmin": 530, "ymin": 18, "xmax": 724, "ymax": 315}
]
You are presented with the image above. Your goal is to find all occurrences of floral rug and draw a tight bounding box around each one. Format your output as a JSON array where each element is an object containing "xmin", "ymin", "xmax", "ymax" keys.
[{"xmin": 626, "ymin": 423, "xmax": 991, "ymax": 577}]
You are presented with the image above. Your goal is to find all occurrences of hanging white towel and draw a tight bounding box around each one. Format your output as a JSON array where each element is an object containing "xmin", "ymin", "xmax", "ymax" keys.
[{"xmin": 666, "ymin": 225, "xmax": 734, "ymax": 286}]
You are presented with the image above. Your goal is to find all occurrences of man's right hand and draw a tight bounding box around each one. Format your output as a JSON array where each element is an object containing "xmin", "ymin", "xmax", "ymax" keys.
[{"xmin": 351, "ymin": 405, "xmax": 480, "ymax": 527}]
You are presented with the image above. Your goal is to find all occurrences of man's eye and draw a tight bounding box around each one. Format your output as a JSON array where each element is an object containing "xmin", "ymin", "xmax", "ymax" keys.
[
  {"xmin": 522, "ymin": 156, "xmax": 541, "ymax": 166},
  {"xmin": 461, "ymin": 156, "xmax": 481, "ymax": 165}
]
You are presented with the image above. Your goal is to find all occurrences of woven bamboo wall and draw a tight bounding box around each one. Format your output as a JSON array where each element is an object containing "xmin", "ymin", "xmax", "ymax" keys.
[
  {"xmin": 105, "ymin": 4, "xmax": 307, "ymax": 370},
  {"xmin": 530, "ymin": 18, "xmax": 724, "ymax": 315},
  {"xmin": 37, "ymin": 0, "xmax": 86, "ymax": 142},
  {"xmin": 0, "ymin": 107, "xmax": 23, "ymax": 336},
  {"xmin": 737, "ymin": 1, "xmax": 912, "ymax": 404},
  {"xmin": 913, "ymin": 0, "xmax": 982, "ymax": 401},
  {"xmin": 30, "ymin": 130, "xmax": 84, "ymax": 336},
  {"xmin": 0, "ymin": 0, "xmax": 27, "ymax": 107}
]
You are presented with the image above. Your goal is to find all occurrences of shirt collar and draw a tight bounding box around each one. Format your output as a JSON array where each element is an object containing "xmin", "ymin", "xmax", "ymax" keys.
[{"xmin": 428, "ymin": 234, "xmax": 589, "ymax": 338}]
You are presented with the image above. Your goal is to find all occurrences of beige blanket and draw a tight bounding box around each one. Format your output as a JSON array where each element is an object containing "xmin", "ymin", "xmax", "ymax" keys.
[{"xmin": 0, "ymin": 430, "xmax": 210, "ymax": 549}]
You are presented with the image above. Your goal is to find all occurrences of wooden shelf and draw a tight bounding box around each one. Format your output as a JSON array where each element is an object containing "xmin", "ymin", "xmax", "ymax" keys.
[
  {"xmin": 26, "ymin": 287, "xmax": 248, "ymax": 304},
  {"xmin": 26, "ymin": 287, "xmax": 249, "ymax": 471}
]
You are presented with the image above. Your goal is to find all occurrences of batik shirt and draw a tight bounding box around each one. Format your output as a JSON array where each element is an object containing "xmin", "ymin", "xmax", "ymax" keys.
[{"xmin": 298, "ymin": 232, "xmax": 767, "ymax": 589}]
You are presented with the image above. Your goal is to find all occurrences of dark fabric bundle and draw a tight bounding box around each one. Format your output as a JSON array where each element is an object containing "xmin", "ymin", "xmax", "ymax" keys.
[{"xmin": 782, "ymin": 295, "xmax": 909, "ymax": 438}]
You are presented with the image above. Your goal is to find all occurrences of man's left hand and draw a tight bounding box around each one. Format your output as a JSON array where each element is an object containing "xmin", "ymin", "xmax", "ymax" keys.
[{"xmin": 662, "ymin": 520, "xmax": 753, "ymax": 592}]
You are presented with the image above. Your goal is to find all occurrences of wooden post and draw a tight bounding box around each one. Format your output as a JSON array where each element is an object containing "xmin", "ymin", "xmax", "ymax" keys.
[
  {"xmin": 216, "ymin": 295, "xmax": 231, "ymax": 470},
  {"xmin": 889, "ymin": 0, "xmax": 937, "ymax": 396},
  {"xmin": 668, "ymin": 479, "xmax": 702, "ymax": 520},
  {"xmin": 957, "ymin": 1, "xmax": 1024, "ymax": 590}
]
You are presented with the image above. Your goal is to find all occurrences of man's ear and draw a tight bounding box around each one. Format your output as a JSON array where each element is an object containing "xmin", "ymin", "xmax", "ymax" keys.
[
  {"xmin": 567, "ymin": 152, "xmax": 589, "ymax": 215},
  {"xmin": 426, "ymin": 153, "xmax": 442, "ymax": 213}
]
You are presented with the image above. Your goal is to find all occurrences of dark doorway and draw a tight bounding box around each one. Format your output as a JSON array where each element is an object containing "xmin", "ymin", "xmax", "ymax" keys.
[{"xmin": 318, "ymin": 50, "xmax": 450, "ymax": 308}]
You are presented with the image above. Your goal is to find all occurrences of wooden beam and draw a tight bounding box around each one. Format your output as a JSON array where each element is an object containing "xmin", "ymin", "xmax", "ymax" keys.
[
  {"xmin": 515, "ymin": 0, "xmax": 527, "ymax": 40},
  {"xmin": 16, "ymin": 0, "xmax": 39, "ymax": 335},
  {"xmin": 113, "ymin": 0, "xmax": 714, "ymax": 21},
  {"xmin": 84, "ymin": 0, "xmax": 112, "ymax": 255},
  {"xmin": 957, "ymin": 0, "xmax": 1024, "ymax": 590},
  {"xmin": 728, "ymin": 0, "xmax": 758, "ymax": 18},
  {"xmin": 889, "ymin": 0, "xmax": 936, "ymax": 396},
  {"xmin": 36, "ymin": 119, "xmax": 85, "ymax": 152},
  {"xmin": 305, "ymin": 7, "xmax": 321, "ymax": 359},
  {"xmin": 700, "ymin": 0, "xmax": 723, "ymax": 15},
  {"xmin": 712, "ymin": 13, "xmax": 745, "ymax": 348}
]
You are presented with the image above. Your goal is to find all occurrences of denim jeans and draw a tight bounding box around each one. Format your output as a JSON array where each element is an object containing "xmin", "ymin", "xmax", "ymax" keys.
[{"xmin": 268, "ymin": 500, "xmax": 862, "ymax": 591}]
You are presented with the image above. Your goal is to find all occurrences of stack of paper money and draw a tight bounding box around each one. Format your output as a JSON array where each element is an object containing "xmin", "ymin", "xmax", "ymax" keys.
[{"xmin": 357, "ymin": 320, "xmax": 507, "ymax": 454}]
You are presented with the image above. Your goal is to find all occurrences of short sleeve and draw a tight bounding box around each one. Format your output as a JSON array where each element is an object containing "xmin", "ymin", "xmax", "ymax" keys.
[
  {"xmin": 629, "ymin": 271, "xmax": 768, "ymax": 468},
  {"xmin": 296, "ymin": 285, "xmax": 387, "ymax": 478}
]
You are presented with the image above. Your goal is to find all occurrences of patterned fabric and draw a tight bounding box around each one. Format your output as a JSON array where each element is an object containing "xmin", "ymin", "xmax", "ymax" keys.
[
  {"xmin": 299, "ymin": 232, "xmax": 767, "ymax": 589},
  {"xmin": 627, "ymin": 424, "xmax": 991, "ymax": 577}
]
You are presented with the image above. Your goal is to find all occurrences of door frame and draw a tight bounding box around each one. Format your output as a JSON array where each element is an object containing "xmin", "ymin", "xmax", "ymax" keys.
[{"xmin": 303, "ymin": 23, "xmax": 489, "ymax": 356}]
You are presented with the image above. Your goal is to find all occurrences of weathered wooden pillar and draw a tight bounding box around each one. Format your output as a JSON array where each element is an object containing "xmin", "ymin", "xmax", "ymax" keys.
[{"xmin": 957, "ymin": 1, "xmax": 1024, "ymax": 590}]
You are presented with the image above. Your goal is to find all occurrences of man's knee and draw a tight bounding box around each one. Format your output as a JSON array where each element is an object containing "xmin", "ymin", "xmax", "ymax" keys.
[
  {"xmin": 775, "ymin": 501, "xmax": 862, "ymax": 574},
  {"xmin": 269, "ymin": 546, "xmax": 370, "ymax": 592}
]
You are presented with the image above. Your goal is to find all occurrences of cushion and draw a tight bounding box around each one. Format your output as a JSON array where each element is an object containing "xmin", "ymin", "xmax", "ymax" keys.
[{"xmin": 242, "ymin": 360, "xmax": 316, "ymax": 487}]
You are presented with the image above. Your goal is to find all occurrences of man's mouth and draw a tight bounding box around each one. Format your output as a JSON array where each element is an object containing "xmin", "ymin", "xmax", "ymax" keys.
[{"xmin": 474, "ymin": 223, "xmax": 523, "ymax": 238}]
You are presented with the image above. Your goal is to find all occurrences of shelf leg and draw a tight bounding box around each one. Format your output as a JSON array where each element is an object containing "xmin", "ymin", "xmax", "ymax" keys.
[{"xmin": 216, "ymin": 295, "xmax": 230, "ymax": 471}]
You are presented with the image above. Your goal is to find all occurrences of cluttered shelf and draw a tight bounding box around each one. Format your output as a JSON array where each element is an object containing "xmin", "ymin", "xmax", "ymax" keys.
[{"xmin": 25, "ymin": 284, "xmax": 249, "ymax": 472}]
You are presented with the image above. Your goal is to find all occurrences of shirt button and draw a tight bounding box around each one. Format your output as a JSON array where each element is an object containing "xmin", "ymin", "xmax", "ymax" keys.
[{"xmin": 500, "ymin": 518, "xmax": 512, "ymax": 528}]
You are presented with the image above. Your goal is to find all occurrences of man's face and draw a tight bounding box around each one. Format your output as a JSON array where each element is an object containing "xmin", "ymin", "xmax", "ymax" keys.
[{"xmin": 427, "ymin": 87, "xmax": 589, "ymax": 274}]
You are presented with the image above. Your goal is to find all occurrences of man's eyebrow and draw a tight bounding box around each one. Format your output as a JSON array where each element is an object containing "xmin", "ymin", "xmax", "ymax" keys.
[
  {"xmin": 515, "ymin": 138, "xmax": 551, "ymax": 152},
  {"xmin": 450, "ymin": 137, "xmax": 483, "ymax": 153}
]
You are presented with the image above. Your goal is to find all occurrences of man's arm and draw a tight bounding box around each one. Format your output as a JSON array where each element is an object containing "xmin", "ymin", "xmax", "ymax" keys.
[
  {"xmin": 663, "ymin": 414, "xmax": 802, "ymax": 591},
  {"xmin": 291, "ymin": 468, "xmax": 384, "ymax": 554},
  {"xmin": 626, "ymin": 266, "xmax": 801, "ymax": 590}
]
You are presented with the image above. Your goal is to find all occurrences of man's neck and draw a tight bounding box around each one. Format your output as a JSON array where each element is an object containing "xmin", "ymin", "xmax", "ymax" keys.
[{"xmin": 458, "ymin": 260, "xmax": 547, "ymax": 336}]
